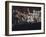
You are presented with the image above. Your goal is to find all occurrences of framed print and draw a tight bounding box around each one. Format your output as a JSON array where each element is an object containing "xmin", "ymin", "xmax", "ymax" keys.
[{"xmin": 5, "ymin": 1, "xmax": 45, "ymax": 36}]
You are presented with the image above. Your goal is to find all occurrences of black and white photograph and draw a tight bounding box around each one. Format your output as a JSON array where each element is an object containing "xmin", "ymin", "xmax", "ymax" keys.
[
  {"xmin": 5, "ymin": 1, "xmax": 45, "ymax": 36},
  {"xmin": 12, "ymin": 6, "xmax": 41, "ymax": 31}
]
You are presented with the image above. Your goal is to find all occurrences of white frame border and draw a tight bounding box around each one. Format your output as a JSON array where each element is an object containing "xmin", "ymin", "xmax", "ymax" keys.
[{"xmin": 8, "ymin": 2, "xmax": 44, "ymax": 35}]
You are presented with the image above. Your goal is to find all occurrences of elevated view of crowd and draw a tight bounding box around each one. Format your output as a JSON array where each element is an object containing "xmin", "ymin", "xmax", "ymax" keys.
[{"xmin": 12, "ymin": 6, "xmax": 41, "ymax": 24}]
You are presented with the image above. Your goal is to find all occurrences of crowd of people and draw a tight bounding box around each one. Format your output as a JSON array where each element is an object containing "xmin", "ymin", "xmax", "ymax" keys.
[{"xmin": 15, "ymin": 8, "xmax": 41, "ymax": 24}]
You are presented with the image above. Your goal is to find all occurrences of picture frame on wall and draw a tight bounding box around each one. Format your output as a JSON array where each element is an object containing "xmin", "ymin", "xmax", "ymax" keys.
[{"xmin": 5, "ymin": 1, "xmax": 45, "ymax": 36}]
